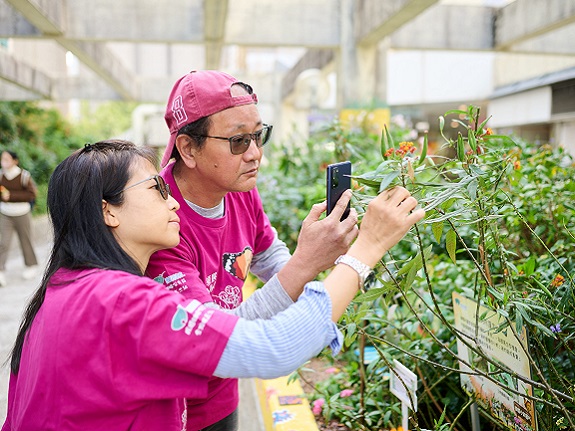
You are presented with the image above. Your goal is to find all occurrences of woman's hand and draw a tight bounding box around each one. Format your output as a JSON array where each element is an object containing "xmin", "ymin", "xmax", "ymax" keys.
[
  {"xmin": 350, "ymin": 186, "xmax": 425, "ymax": 267},
  {"xmin": 325, "ymin": 187, "xmax": 425, "ymax": 320}
]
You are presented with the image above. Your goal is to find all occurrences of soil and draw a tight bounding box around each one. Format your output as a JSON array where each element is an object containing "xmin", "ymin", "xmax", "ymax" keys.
[{"xmin": 298, "ymin": 357, "xmax": 353, "ymax": 431}]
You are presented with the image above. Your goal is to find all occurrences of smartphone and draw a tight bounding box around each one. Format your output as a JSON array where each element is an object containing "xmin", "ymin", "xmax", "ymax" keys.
[{"xmin": 326, "ymin": 161, "xmax": 351, "ymax": 221}]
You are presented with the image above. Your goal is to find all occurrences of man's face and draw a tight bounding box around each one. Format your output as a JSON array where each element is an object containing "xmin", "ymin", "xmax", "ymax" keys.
[{"xmin": 192, "ymin": 102, "xmax": 265, "ymax": 196}]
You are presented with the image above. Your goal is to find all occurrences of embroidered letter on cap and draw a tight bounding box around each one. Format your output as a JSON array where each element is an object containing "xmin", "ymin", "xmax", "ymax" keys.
[{"xmin": 172, "ymin": 95, "xmax": 188, "ymax": 125}]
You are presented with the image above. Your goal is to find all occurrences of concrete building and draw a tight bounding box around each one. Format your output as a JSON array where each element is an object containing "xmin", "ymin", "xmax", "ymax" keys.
[{"xmin": 1, "ymin": 0, "xmax": 575, "ymax": 152}]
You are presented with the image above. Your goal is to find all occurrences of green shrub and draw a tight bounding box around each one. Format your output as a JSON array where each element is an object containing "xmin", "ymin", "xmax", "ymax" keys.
[{"xmin": 260, "ymin": 107, "xmax": 575, "ymax": 431}]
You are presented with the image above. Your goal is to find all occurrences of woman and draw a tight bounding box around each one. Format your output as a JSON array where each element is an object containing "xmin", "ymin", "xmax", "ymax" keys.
[
  {"xmin": 0, "ymin": 150, "xmax": 38, "ymax": 286},
  {"xmin": 2, "ymin": 140, "xmax": 424, "ymax": 430}
]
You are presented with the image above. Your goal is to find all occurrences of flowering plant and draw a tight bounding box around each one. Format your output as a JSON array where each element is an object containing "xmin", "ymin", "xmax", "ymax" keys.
[{"xmin": 261, "ymin": 106, "xmax": 575, "ymax": 430}]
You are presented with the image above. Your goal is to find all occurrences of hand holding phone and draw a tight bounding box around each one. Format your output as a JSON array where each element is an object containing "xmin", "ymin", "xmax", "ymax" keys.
[{"xmin": 326, "ymin": 161, "xmax": 352, "ymax": 221}]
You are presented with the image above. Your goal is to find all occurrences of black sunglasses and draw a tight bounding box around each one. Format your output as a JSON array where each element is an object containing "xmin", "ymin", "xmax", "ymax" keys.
[
  {"xmin": 117, "ymin": 175, "xmax": 171, "ymax": 200},
  {"xmin": 195, "ymin": 124, "xmax": 273, "ymax": 155}
]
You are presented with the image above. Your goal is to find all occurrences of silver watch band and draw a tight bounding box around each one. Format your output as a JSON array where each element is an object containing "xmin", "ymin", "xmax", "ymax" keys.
[{"xmin": 334, "ymin": 254, "xmax": 373, "ymax": 290}]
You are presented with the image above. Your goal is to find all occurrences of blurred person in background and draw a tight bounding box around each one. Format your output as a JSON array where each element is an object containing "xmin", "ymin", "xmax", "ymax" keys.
[
  {"xmin": 0, "ymin": 150, "xmax": 38, "ymax": 286},
  {"xmin": 146, "ymin": 70, "xmax": 358, "ymax": 430}
]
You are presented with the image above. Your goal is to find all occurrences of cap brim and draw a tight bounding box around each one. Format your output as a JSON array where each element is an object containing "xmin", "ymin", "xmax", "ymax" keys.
[{"xmin": 161, "ymin": 133, "xmax": 177, "ymax": 168}]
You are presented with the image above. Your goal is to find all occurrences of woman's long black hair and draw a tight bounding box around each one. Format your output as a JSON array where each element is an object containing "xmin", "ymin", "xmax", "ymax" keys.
[{"xmin": 9, "ymin": 139, "xmax": 157, "ymax": 373}]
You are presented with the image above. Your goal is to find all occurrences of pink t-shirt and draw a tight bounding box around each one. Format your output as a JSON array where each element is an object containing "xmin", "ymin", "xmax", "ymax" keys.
[
  {"xmin": 146, "ymin": 163, "xmax": 276, "ymax": 429},
  {"xmin": 2, "ymin": 268, "xmax": 238, "ymax": 431}
]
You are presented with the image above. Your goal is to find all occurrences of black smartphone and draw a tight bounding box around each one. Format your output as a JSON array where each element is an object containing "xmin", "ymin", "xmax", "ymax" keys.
[{"xmin": 326, "ymin": 161, "xmax": 351, "ymax": 220}]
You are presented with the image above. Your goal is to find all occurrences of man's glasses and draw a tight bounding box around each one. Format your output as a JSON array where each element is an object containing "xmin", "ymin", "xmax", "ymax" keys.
[
  {"xmin": 116, "ymin": 175, "xmax": 171, "ymax": 200},
  {"xmin": 196, "ymin": 124, "xmax": 273, "ymax": 155}
]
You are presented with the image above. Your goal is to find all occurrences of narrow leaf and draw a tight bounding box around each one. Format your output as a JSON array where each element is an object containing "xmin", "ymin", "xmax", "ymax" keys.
[
  {"xmin": 468, "ymin": 129, "xmax": 477, "ymax": 152},
  {"xmin": 417, "ymin": 132, "xmax": 428, "ymax": 166},
  {"xmin": 404, "ymin": 262, "xmax": 418, "ymax": 289},
  {"xmin": 456, "ymin": 133, "xmax": 465, "ymax": 162},
  {"xmin": 380, "ymin": 128, "xmax": 388, "ymax": 158},
  {"xmin": 478, "ymin": 115, "xmax": 492, "ymax": 132},
  {"xmin": 354, "ymin": 287, "xmax": 388, "ymax": 303},
  {"xmin": 378, "ymin": 171, "xmax": 400, "ymax": 193},
  {"xmin": 438, "ymin": 116, "xmax": 447, "ymax": 141},
  {"xmin": 446, "ymin": 229, "xmax": 457, "ymax": 263},
  {"xmin": 384, "ymin": 124, "xmax": 394, "ymax": 151}
]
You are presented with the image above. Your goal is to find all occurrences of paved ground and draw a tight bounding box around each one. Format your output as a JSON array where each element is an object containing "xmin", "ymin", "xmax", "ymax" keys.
[{"xmin": 0, "ymin": 216, "xmax": 264, "ymax": 430}]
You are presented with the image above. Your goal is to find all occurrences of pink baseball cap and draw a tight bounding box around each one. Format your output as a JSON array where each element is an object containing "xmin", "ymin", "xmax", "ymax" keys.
[{"xmin": 162, "ymin": 70, "xmax": 258, "ymax": 167}]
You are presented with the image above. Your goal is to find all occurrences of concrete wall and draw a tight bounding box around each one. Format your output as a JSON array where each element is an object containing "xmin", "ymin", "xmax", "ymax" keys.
[
  {"xmin": 387, "ymin": 50, "xmax": 494, "ymax": 105},
  {"xmin": 487, "ymin": 86, "xmax": 552, "ymax": 127}
]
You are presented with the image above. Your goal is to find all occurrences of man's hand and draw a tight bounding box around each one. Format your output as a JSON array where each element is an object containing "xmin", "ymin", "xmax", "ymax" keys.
[
  {"xmin": 277, "ymin": 190, "xmax": 358, "ymax": 300},
  {"xmin": 295, "ymin": 190, "xmax": 358, "ymax": 274}
]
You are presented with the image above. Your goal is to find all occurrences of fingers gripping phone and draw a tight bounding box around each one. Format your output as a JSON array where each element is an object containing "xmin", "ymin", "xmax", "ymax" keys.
[{"xmin": 326, "ymin": 161, "xmax": 351, "ymax": 221}]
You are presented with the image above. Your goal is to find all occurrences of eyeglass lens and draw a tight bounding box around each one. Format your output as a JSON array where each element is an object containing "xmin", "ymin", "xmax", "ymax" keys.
[
  {"xmin": 154, "ymin": 175, "xmax": 171, "ymax": 200},
  {"xmin": 230, "ymin": 126, "xmax": 272, "ymax": 155}
]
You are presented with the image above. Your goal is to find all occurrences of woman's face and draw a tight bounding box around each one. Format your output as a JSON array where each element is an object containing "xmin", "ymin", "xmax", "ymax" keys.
[
  {"xmin": 105, "ymin": 158, "xmax": 181, "ymax": 270},
  {"xmin": 1, "ymin": 152, "xmax": 17, "ymax": 170}
]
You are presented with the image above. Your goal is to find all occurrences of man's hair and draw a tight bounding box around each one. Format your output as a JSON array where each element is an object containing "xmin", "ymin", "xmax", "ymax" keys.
[{"xmin": 170, "ymin": 116, "xmax": 212, "ymax": 162}]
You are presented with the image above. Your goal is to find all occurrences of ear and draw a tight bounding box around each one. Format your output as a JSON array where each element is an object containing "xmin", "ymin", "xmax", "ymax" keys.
[
  {"xmin": 102, "ymin": 200, "xmax": 120, "ymax": 228},
  {"xmin": 175, "ymin": 135, "xmax": 198, "ymax": 169}
]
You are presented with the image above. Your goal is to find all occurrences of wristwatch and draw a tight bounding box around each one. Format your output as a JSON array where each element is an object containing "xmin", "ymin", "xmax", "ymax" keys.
[{"xmin": 334, "ymin": 254, "xmax": 375, "ymax": 291}]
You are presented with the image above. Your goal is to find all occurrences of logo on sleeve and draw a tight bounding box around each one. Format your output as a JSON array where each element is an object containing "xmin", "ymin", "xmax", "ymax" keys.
[
  {"xmin": 171, "ymin": 300, "xmax": 214, "ymax": 336},
  {"xmin": 154, "ymin": 271, "xmax": 187, "ymax": 293},
  {"xmin": 222, "ymin": 246, "xmax": 253, "ymax": 281}
]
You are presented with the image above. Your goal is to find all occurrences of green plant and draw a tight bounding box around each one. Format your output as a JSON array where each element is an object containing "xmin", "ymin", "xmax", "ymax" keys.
[{"xmin": 261, "ymin": 107, "xmax": 575, "ymax": 431}]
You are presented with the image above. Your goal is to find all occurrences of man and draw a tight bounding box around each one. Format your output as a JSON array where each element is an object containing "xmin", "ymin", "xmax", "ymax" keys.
[{"xmin": 147, "ymin": 70, "xmax": 358, "ymax": 431}]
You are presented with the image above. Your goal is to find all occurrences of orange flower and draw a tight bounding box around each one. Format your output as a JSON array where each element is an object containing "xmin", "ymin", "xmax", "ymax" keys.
[
  {"xmin": 399, "ymin": 141, "xmax": 414, "ymax": 152},
  {"xmin": 513, "ymin": 160, "xmax": 521, "ymax": 170},
  {"xmin": 551, "ymin": 274, "xmax": 565, "ymax": 288},
  {"xmin": 384, "ymin": 148, "xmax": 394, "ymax": 157}
]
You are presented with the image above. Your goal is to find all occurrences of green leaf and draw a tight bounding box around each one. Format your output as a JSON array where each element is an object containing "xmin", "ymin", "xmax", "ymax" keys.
[
  {"xmin": 483, "ymin": 134, "xmax": 517, "ymax": 145},
  {"xmin": 383, "ymin": 124, "xmax": 394, "ymax": 152},
  {"xmin": 438, "ymin": 116, "xmax": 447, "ymax": 141},
  {"xmin": 523, "ymin": 256, "xmax": 536, "ymax": 277},
  {"xmin": 456, "ymin": 133, "xmax": 465, "ymax": 162},
  {"xmin": 445, "ymin": 229, "xmax": 457, "ymax": 263},
  {"xmin": 378, "ymin": 171, "xmax": 400, "ymax": 193},
  {"xmin": 380, "ymin": 128, "xmax": 388, "ymax": 157},
  {"xmin": 404, "ymin": 261, "xmax": 418, "ymax": 289},
  {"xmin": 395, "ymin": 258, "xmax": 415, "ymax": 277},
  {"xmin": 417, "ymin": 132, "xmax": 428, "ymax": 166},
  {"xmin": 468, "ymin": 129, "xmax": 477, "ymax": 152},
  {"xmin": 469, "ymin": 164, "xmax": 486, "ymax": 176},
  {"xmin": 354, "ymin": 287, "xmax": 388, "ymax": 303},
  {"xmin": 444, "ymin": 109, "xmax": 468, "ymax": 117},
  {"xmin": 395, "ymin": 246, "xmax": 431, "ymax": 278},
  {"xmin": 344, "ymin": 323, "xmax": 357, "ymax": 347},
  {"xmin": 478, "ymin": 115, "xmax": 492, "ymax": 131},
  {"xmin": 531, "ymin": 277, "xmax": 554, "ymax": 299},
  {"xmin": 467, "ymin": 178, "xmax": 478, "ymax": 201},
  {"xmin": 353, "ymin": 177, "xmax": 381, "ymax": 188},
  {"xmin": 432, "ymin": 221, "xmax": 443, "ymax": 243}
]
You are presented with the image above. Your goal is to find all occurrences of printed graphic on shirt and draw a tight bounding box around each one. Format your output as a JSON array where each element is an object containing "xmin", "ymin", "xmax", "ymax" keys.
[
  {"xmin": 154, "ymin": 271, "xmax": 188, "ymax": 293},
  {"xmin": 205, "ymin": 272, "xmax": 217, "ymax": 293},
  {"xmin": 216, "ymin": 285, "xmax": 242, "ymax": 309},
  {"xmin": 171, "ymin": 300, "xmax": 214, "ymax": 336},
  {"xmin": 222, "ymin": 246, "xmax": 253, "ymax": 281},
  {"xmin": 181, "ymin": 406, "xmax": 187, "ymax": 431}
]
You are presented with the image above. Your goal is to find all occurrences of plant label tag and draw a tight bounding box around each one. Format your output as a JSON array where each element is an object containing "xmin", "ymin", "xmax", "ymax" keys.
[{"xmin": 390, "ymin": 359, "xmax": 418, "ymax": 412}]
